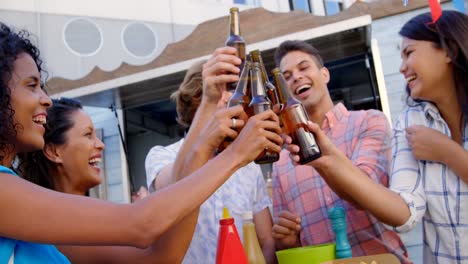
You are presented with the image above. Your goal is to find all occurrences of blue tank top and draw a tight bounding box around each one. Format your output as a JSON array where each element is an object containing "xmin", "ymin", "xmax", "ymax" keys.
[{"xmin": 0, "ymin": 165, "xmax": 70, "ymax": 264}]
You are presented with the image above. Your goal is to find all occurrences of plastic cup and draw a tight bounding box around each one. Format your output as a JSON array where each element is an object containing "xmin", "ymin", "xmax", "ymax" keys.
[{"xmin": 276, "ymin": 243, "xmax": 336, "ymax": 264}]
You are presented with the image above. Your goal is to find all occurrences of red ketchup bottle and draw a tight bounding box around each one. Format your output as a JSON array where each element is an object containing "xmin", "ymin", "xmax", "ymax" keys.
[{"xmin": 216, "ymin": 207, "xmax": 248, "ymax": 264}]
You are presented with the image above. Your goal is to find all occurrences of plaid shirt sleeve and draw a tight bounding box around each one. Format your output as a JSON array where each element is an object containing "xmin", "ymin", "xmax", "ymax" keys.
[
  {"xmin": 351, "ymin": 110, "xmax": 392, "ymax": 186},
  {"xmin": 389, "ymin": 109, "xmax": 427, "ymax": 233}
]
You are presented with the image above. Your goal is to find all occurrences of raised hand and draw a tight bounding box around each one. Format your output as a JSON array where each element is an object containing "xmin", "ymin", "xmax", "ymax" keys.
[
  {"xmin": 196, "ymin": 105, "xmax": 247, "ymax": 154},
  {"xmin": 284, "ymin": 121, "xmax": 338, "ymax": 170},
  {"xmin": 227, "ymin": 110, "xmax": 283, "ymax": 166},
  {"xmin": 406, "ymin": 125, "xmax": 452, "ymax": 163},
  {"xmin": 202, "ymin": 47, "xmax": 241, "ymax": 105},
  {"xmin": 272, "ymin": 210, "xmax": 302, "ymax": 249}
]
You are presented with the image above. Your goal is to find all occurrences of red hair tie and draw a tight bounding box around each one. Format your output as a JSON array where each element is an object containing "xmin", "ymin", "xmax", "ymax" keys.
[{"xmin": 428, "ymin": 0, "xmax": 442, "ymax": 23}]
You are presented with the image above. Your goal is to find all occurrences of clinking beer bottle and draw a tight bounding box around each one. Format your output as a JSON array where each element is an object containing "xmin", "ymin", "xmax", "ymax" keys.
[
  {"xmin": 225, "ymin": 7, "xmax": 246, "ymax": 90},
  {"xmin": 250, "ymin": 50, "xmax": 279, "ymax": 107},
  {"xmin": 227, "ymin": 60, "xmax": 251, "ymax": 111},
  {"xmin": 249, "ymin": 62, "xmax": 279, "ymax": 164},
  {"xmin": 217, "ymin": 61, "xmax": 252, "ymax": 154},
  {"xmin": 272, "ymin": 68, "xmax": 321, "ymax": 164}
]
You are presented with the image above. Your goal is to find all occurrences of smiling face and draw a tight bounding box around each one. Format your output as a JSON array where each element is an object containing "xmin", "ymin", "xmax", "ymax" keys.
[
  {"xmin": 51, "ymin": 109, "xmax": 105, "ymax": 193},
  {"xmin": 400, "ymin": 37, "xmax": 454, "ymax": 103},
  {"xmin": 279, "ymin": 50, "xmax": 331, "ymax": 111},
  {"xmin": 8, "ymin": 53, "xmax": 52, "ymax": 155}
]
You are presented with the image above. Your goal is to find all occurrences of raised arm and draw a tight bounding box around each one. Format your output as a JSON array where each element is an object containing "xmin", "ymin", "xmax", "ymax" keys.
[
  {"xmin": 171, "ymin": 46, "xmax": 243, "ymax": 184},
  {"xmin": 149, "ymin": 46, "xmax": 246, "ymax": 262},
  {"xmin": 285, "ymin": 118, "xmax": 416, "ymax": 228},
  {"xmin": 0, "ymin": 107, "xmax": 282, "ymax": 246}
]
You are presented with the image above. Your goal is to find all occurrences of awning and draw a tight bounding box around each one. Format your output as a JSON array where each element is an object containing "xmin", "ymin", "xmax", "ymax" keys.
[{"xmin": 46, "ymin": 0, "xmax": 436, "ymax": 109}]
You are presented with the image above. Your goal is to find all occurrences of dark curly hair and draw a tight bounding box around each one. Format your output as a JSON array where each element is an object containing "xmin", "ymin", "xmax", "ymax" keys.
[
  {"xmin": 0, "ymin": 22, "xmax": 44, "ymax": 163},
  {"xmin": 400, "ymin": 11, "xmax": 468, "ymax": 115},
  {"xmin": 18, "ymin": 98, "xmax": 83, "ymax": 189}
]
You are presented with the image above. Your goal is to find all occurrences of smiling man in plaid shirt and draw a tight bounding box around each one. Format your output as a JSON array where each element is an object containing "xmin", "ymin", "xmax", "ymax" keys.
[{"xmin": 271, "ymin": 40, "xmax": 411, "ymax": 263}]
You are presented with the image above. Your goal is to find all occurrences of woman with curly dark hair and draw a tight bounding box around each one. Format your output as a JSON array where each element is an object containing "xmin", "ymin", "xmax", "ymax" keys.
[
  {"xmin": 0, "ymin": 23, "xmax": 44, "ymax": 165},
  {"xmin": 0, "ymin": 23, "xmax": 283, "ymax": 263}
]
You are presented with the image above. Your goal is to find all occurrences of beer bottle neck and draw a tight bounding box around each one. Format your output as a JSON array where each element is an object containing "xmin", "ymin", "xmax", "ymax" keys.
[
  {"xmin": 235, "ymin": 61, "xmax": 250, "ymax": 94},
  {"xmin": 251, "ymin": 66, "xmax": 266, "ymax": 98},
  {"xmin": 227, "ymin": 61, "xmax": 251, "ymax": 107},
  {"xmin": 229, "ymin": 11, "xmax": 241, "ymax": 36},
  {"xmin": 273, "ymin": 70, "xmax": 300, "ymax": 106},
  {"xmin": 251, "ymin": 51, "xmax": 269, "ymax": 83}
]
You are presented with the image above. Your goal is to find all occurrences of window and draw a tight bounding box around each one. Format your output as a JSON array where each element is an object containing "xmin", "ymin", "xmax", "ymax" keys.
[
  {"xmin": 289, "ymin": 0, "xmax": 312, "ymax": 12},
  {"xmin": 234, "ymin": 0, "xmax": 262, "ymax": 5},
  {"xmin": 63, "ymin": 18, "xmax": 103, "ymax": 57},
  {"xmin": 122, "ymin": 22, "xmax": 158, "ymax": 58},
  {"xmin": 324, "ymin": 0, "xmax": 343, "ymax": 15}
]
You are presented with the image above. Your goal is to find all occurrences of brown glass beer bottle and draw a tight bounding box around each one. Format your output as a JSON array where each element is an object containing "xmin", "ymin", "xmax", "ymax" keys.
[
  {"xmin": 249, "ymin": 62, "xmax": 279, "ymax": 164},
  {"xmin": 250, "ymin": 50, "xmax": 279, "ymax": 107},
  {"xmin": 225, "ymin": 7, "xmax": 246, "ymax": 90},
  {"xmin": 217, "ymin": 61, "xmax": 252, "ymax": 154},
  {"xmin": 272, "ymin": 68, "xmax": 321, "ymax": 164},
  {"xmin": 227, "ymin": 61, "xmax": 251, "ymax": 110}
]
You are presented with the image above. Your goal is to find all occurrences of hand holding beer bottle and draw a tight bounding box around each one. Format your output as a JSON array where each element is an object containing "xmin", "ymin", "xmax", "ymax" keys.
[
  {"xmin": 227, "ymin": 110, "xmax": 283, "ymax": 166},
  {"xmin": 196, "ymin": 105, "xmax": 246, "ymax": 155},
  {"xmin": 217, "ymin": 61, "xmax": 252, "ymax": 153},
  {"xmin": 272, "ymin": 68, "xmax": 321, "ymax": 164},
  {"xmin": 202, "ymin": 46, "xmax": 242, "ymax": 105}
]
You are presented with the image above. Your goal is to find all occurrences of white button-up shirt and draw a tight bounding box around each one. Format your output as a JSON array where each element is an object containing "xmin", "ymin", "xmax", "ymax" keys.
[{"xmin": 145, "ymin": 139, "xmax": 271, "ymax": 264}]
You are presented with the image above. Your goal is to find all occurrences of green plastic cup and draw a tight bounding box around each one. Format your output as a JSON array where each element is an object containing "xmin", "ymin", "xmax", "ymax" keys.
[{"xmin": 276, "ymin": 243, "xmax": 336, "ymax": 264}]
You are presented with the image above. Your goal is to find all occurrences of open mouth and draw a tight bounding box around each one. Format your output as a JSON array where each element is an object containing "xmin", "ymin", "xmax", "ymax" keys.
[
  {"xmin": 88, "ymin": 157, "xmax": 102, "ymax": 168},
  {"xmin": 295, "ymin": 84, "xmax": 311, "ymax": 95},
  {"xmin": 406, "ymin": 75, "xmax": 417, "ymax": 83},
  {"xmin": 32, "ymin": 116, "xmax": 46, "ymax": 125}
]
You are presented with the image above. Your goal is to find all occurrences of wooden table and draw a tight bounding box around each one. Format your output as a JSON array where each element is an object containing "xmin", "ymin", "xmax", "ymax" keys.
[{"xmin": 321, "ymin": 253, "xmax": 400, "ymax": 264}]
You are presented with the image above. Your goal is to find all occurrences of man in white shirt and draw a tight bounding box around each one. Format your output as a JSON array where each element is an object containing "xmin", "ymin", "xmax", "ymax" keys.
[{"xmin": 145, "ymin": 54, "xmax": 276, "ymax": 263}]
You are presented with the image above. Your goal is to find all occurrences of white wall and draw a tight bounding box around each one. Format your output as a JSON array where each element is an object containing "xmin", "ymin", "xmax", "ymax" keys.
[
  {"xmin": 0, "ymin": 0, "xmax": 289, "ymax": 26},
  {"xmin": 0, "ymin": 9, "xmax": 195, "ymax": 80}
]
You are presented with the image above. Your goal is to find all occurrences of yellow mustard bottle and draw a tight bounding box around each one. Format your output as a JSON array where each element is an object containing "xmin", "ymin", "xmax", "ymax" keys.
[{"xmin": 242, "ymin": 211, "xmax": 266, "ymax": 264}]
